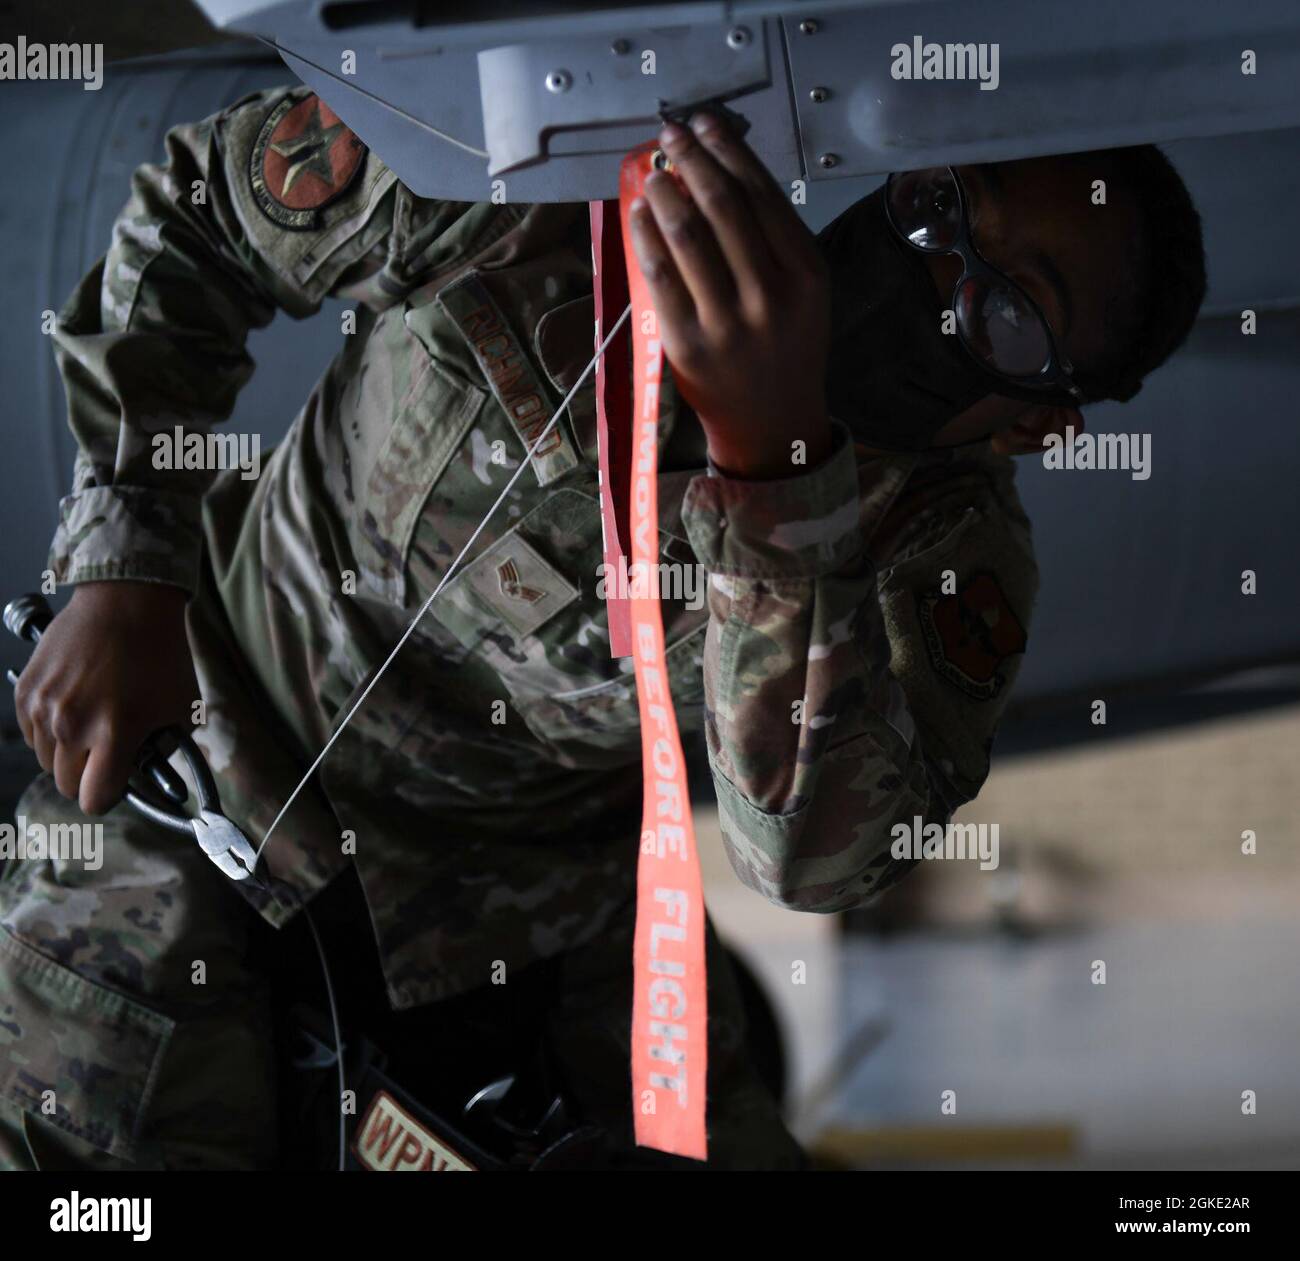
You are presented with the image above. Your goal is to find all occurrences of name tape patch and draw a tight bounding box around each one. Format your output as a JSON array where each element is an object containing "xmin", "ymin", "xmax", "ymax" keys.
[{"xmin": 439, "ymin": 273, "xmax": 581, "ymax": 487}]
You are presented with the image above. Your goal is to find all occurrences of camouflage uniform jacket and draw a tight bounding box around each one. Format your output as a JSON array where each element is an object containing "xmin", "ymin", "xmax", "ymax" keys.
[{"xmin": 46, "ymin": 87, "xmax": 1038, "ymax": 1006}]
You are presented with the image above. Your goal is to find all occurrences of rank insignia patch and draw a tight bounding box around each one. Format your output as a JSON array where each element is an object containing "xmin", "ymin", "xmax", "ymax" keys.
[
  {"xmin": 918, "ymin": 571, "xmax": 1027, "ymax": 701},
  {"xmin": 250, "ymin": 93, "xmax": 366, "ymax": 229},
  {"xmin": 459, "ymin": 533, "xmax": 579, "ymax": 640},
  {"xmin": 497, "ymin": 558, "xmax": 547, "ymax": 605}
]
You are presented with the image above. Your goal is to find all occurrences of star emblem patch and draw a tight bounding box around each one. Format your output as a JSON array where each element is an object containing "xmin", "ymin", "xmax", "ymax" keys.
[{"xmin": 250, "ymin": 93, "xmax": 367, "ymax": 229}]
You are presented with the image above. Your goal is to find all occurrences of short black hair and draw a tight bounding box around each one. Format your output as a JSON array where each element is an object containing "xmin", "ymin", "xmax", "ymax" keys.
[{"xmin": 1065, "ymin": 145, "xmax": 1207, "ymax": 403}]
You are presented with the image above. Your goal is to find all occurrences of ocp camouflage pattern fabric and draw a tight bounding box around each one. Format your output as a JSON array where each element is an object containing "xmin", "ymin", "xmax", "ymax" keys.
[{"xmin": 1, "ymin": 85, "xmax": 1037, "ymax": 1167}]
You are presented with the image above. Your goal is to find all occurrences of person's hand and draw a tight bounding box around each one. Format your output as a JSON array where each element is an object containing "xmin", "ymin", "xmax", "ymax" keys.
[
  {"xmin": 14, "ymin": 581, "xmax": 199, "ymax": 815},
  {"xmin": 990, "ymin": 405, "xmax": 1083, "ymax": 457},
  {"xmin": 627, "ymin": 112, "xmax": 833, "ymax": 479}
]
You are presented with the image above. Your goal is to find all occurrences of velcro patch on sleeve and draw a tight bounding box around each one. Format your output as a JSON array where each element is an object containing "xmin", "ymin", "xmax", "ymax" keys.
[
  {"xmin": 917, "ymin": 570, "xmax": 1027, "ymax": 701},
  {"xmin": 250, "ymin": 92, "xmax": 367, "ymax": 230}
]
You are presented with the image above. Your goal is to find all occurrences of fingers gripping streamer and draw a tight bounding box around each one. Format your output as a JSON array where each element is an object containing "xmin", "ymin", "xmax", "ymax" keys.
[{"xmin": 620, "ymin": 144, "xmax": 709, "ymax": 1162}]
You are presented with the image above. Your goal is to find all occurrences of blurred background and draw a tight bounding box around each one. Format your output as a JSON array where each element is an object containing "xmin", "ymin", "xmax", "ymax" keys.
[{"xmin": 0, "ymin": 1, "xmax": 1296, "ymax": 1169}]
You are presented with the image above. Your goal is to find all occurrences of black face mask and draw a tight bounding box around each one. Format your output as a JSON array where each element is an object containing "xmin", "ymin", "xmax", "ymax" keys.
[{"xmin": 817, "ymin": 188, "xmax": 1080, "ymax": 453}]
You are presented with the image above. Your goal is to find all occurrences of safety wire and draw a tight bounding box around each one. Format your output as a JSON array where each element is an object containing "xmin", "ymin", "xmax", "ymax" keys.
[
  {"xmin": 251, "ymin": 302, "xmax": 633, "ymax": 1170},
  {"xmin": 255, "ymin": 303, "xmax": 631, "ymax": 863}
]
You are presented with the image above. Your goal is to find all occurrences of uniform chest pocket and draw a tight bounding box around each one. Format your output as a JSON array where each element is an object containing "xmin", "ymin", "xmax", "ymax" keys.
[
  {"xmin": 427, "ymin": 487, "xmax": 708, "ymax": 768},
  {"xmin": 352, "ymin": 303, "xmax": 490, "ymax": 607}
]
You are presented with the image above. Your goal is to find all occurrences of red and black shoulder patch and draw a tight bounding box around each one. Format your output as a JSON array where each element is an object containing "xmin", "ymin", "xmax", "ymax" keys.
[
  {"xmin": 249, "ymin": 93, "xmax": 367, "ymax": 230},
  {"xmin": 917, "ymin": 571, "xmax": 1027, "ymax": 701}
]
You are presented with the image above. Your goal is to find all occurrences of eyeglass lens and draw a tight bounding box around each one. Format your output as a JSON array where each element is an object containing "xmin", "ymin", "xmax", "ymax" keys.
[{"xmin": 889, "ymin": 168, "xmax": 1055, "ymax": 378}]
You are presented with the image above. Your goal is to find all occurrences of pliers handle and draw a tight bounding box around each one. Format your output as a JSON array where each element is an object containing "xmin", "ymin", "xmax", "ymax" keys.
[{"xmin": 4, "ymin": 592, "xmax": 259, "ymax": 883}]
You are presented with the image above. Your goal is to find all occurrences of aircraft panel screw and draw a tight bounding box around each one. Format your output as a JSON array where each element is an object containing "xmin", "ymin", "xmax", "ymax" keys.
[
  {"xmin": 809, "ymin": 86, "xmax": 829, "ymax": 103},
  {"xmin": 611, "ymin": 39, "xmax": 630, "ymax": 55},
  {"xmin": 727, "ymin": 26, "xmax": 752, "ymax": 49},
  {"xmin": 819, "ymin": 152, "xmax": 840, "ymax": 169},
  {"xmin": 545, "ymin": 70, "xmax": 572, "ymax": 93},
  {"xmin": 799, "ymin": 20, "xmax": 820, "ymax": 35}
]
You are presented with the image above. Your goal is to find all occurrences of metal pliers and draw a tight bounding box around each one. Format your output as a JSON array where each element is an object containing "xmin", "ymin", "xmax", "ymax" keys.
[{"xmin": 4, "ymin": 592, "xmax": 259, "ymax": 882}]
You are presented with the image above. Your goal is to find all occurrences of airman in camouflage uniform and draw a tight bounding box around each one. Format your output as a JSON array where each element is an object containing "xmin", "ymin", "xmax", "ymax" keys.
[{"xmin": 0, "ymin": 86, "xmax": 1039, "ymax": 1169}]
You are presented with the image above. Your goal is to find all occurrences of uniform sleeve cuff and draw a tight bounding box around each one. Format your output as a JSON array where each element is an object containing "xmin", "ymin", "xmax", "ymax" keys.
[
  {"xmin": 48, "ymin": 486, "xmax": 203, "ymax": 591},
  {"xmin": 681, "ymin": 420, "xmax": 862, "ymax": 579}
]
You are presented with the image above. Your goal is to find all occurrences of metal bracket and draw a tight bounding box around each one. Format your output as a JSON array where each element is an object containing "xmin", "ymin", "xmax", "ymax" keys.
[{"xmin": 478, "ymin": 22, "xmax": 770, "ymax": 174}]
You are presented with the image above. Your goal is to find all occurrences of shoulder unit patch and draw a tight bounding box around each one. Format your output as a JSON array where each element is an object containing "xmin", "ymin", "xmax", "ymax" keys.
[
  {"xmin": 249, "ymin": 93, "xmax": 367, "ymax": 230},
  {"xmin": 917, "ymin": 570, "xmax": 1027, "ymax": 701}
]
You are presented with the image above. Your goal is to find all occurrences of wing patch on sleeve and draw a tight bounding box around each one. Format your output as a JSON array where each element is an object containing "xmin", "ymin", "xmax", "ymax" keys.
[
  {"xmin": 917, "ymin": 571, "xmax": 1027, "ymax": 701},
  {"xmin": 249, "ymin": 93, "xmax": 367, "ymax": 229}
]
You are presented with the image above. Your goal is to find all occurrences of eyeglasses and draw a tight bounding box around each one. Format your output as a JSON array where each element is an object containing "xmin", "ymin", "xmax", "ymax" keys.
[{"xmin": 884, "ymin": 166, "xmax": 1084, "ymax": 403}]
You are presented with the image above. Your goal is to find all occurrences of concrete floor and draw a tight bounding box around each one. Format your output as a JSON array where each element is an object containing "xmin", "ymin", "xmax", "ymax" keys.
[{"xmin": 700, "ymin": 703, "xmax": 1300, "ymax": 1169}]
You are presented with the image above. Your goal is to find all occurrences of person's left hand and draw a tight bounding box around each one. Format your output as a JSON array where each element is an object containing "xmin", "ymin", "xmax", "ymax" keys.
[{"xmin": 627, "ymin": 113, "xmax": 833, "ymax": 479}]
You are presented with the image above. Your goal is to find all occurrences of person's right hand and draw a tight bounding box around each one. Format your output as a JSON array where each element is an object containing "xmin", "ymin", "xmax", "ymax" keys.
[{"xmin": 14, "ymin": 581, "xmax": 200, "ymax": 815}]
